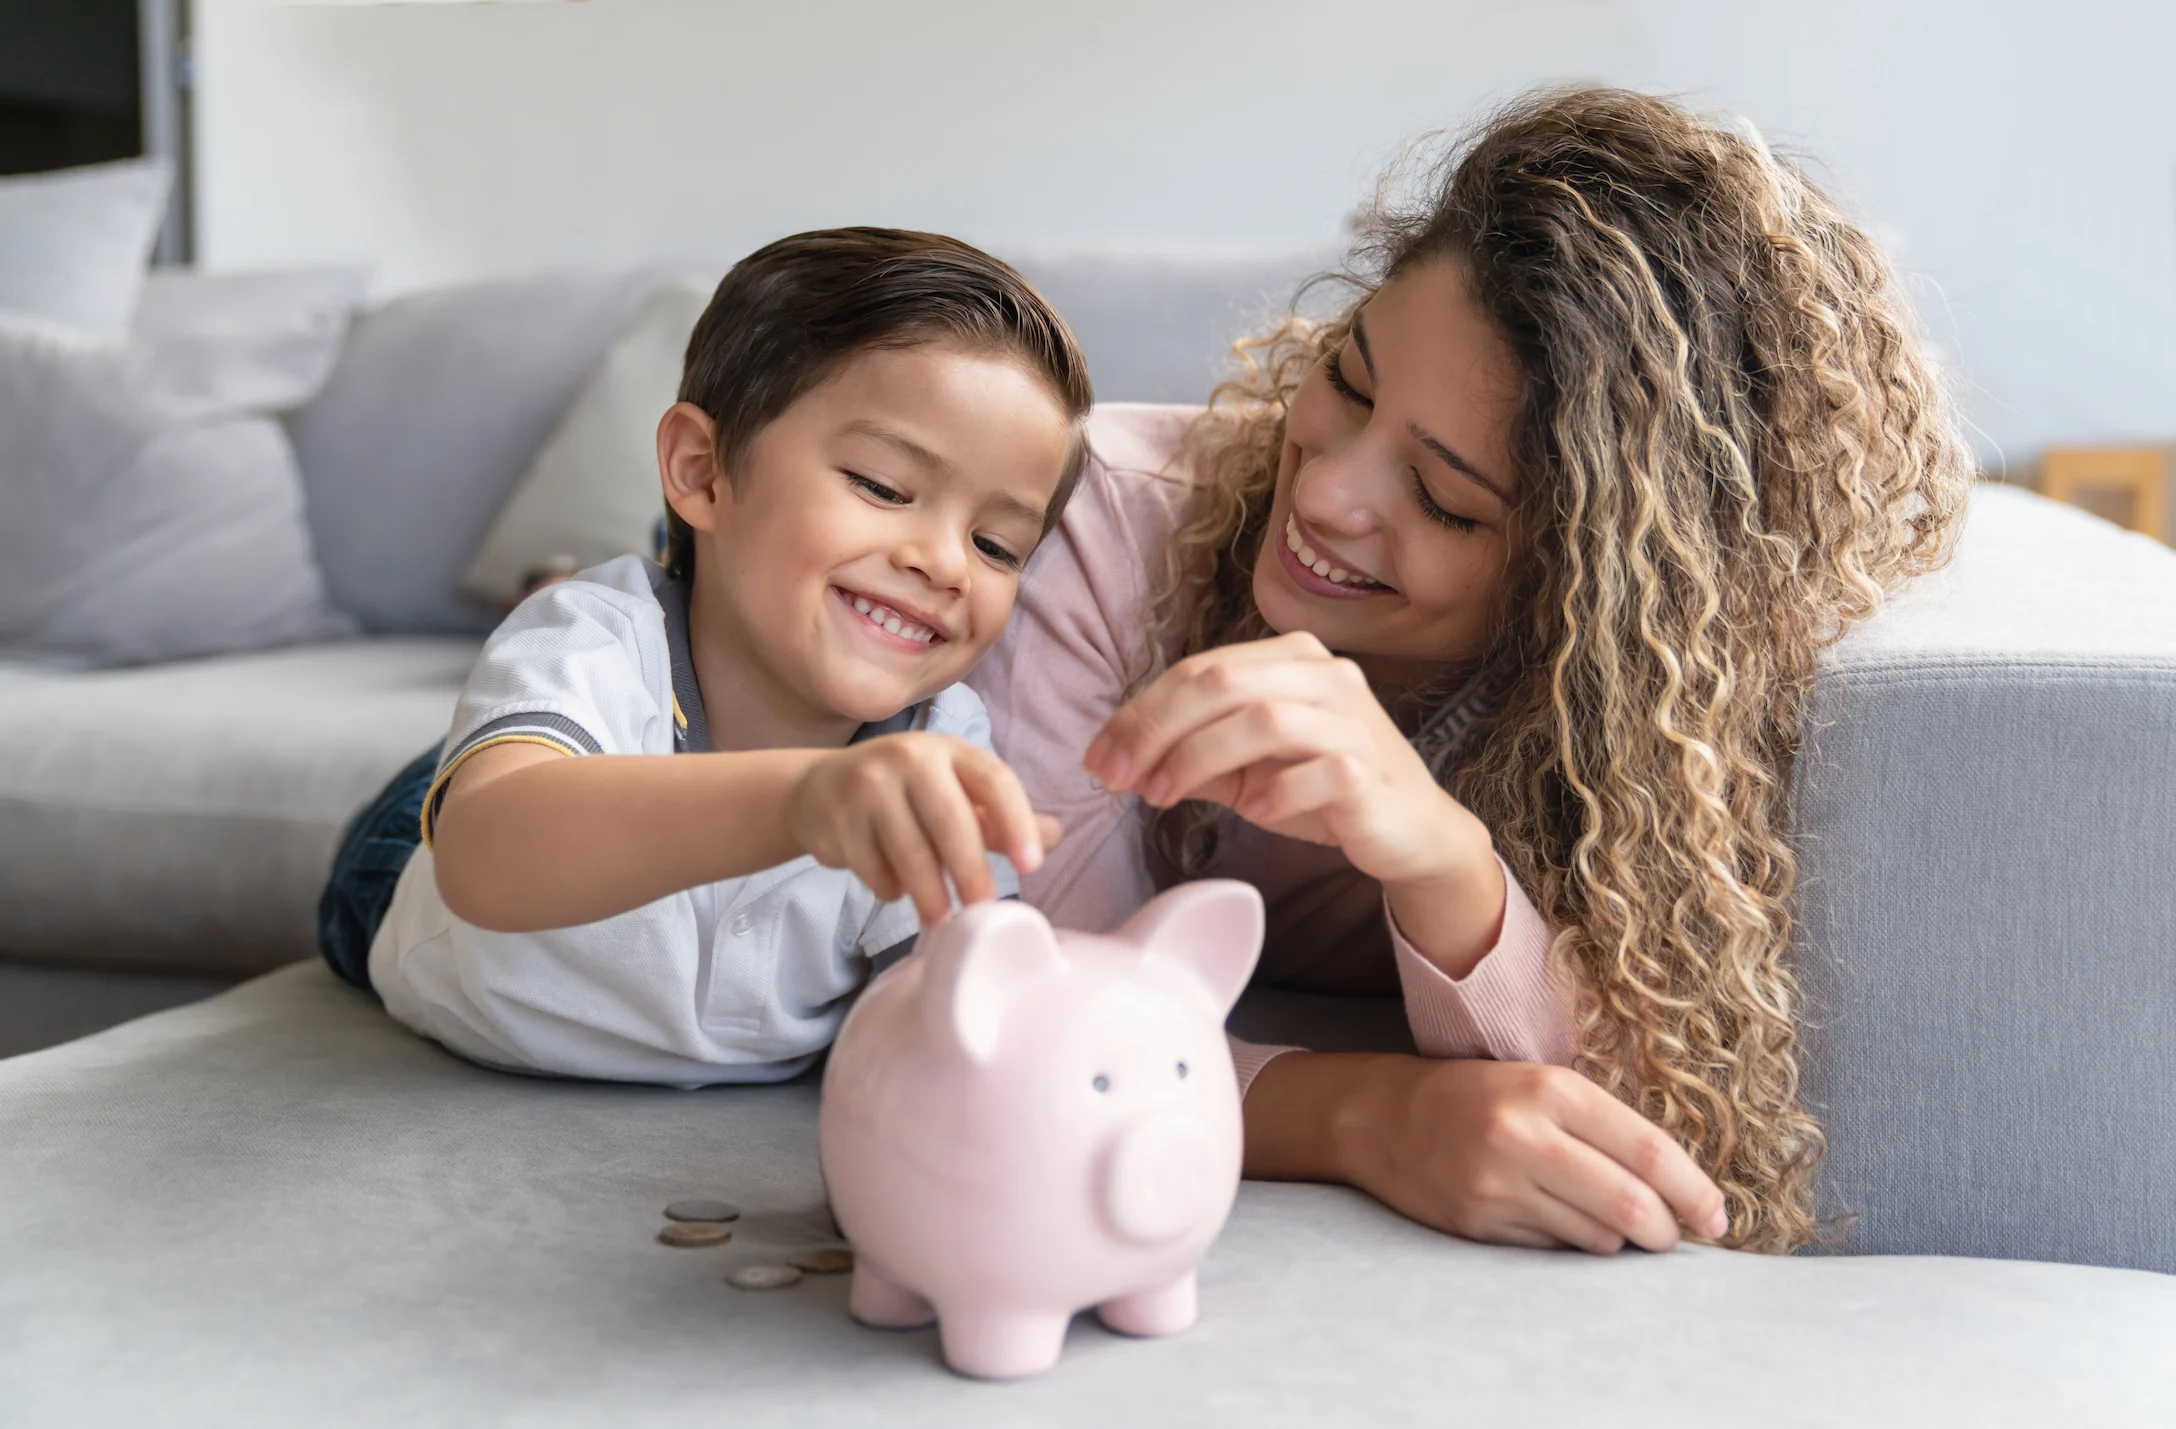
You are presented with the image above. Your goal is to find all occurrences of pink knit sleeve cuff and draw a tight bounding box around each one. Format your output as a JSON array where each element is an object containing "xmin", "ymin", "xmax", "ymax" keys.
[
  {"xmin": 1229, "ymin": 1033, "xmax": 1299, "ymax": 1100},
  {"xmin": 1390, "ymin": 857, "xmax": 1577, "ymax": 1066}
]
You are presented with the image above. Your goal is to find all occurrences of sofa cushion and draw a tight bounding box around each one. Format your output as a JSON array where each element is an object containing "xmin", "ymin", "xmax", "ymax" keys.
[
  {"xmin": 1, "ymin": 964, "xmax": 2167, "ymax": 1426},
  {"xmin": 0, "ymin": 637, "xmax": 477, "ymax": 976},
  {"xmin": 289, "ymin": 272, "xmax": 671, "ymax": 634}
]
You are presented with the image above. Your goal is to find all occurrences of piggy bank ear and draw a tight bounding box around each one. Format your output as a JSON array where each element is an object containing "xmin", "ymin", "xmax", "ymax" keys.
[
  {"xmin": 918, "ymin": 899, "xmax": 1067, "ymax": 1065},
  {"xmin": 1117, "ymin": 880, "xmax": 1264, "ymax": 1017}
]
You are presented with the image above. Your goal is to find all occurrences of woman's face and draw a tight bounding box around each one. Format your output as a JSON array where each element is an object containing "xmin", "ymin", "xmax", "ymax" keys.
[{"xmin": 1253, "ymin": 259, "xmax": 1522, "ymax": 694}]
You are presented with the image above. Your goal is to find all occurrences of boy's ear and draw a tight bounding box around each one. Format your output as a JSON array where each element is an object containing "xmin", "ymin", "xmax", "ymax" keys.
[{"xmin": 658, "ymin": 402, "xmax": 726, "ymax": 533}]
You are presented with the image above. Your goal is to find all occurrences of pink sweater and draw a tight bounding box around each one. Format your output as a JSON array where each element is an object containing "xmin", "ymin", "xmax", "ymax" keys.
[{"xmin": 966, "ymin": 405, "xmax": 1577, "ymax": 1093}]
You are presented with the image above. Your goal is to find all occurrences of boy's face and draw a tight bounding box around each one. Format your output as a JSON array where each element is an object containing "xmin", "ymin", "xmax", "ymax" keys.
[{"xmin": 669, "ymin": 342, "xmax": 1074, "ymax": 727}]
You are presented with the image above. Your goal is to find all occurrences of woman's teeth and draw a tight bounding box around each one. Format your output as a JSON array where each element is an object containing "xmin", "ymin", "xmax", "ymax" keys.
[
  {"xmin": 849, "ymin": 594, "xmax": 938, "ymax": 644},
  {"xmin": 1285, "ymin": 515, "xmax": 1377, "ymax": 587}
]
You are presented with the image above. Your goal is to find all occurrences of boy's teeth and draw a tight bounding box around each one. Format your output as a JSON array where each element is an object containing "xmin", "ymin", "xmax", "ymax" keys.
[{"xmin": 843, "ymin": 589, "xmax": 938, "ymax": 643}]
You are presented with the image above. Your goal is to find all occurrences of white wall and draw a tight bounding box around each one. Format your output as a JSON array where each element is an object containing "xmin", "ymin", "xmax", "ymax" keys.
[{"xmin": 196, "ymin": 0, "xmax": 2176, "ymax": 466}]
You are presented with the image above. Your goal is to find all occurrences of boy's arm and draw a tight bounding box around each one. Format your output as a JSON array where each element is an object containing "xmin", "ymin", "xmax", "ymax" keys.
[
  {"xmin": 432, "ymin": 734, "xmax": 1054, "ymax": 934},
  {"xmin": 432, "ymin": 742, "xmax": 826, "ymax": 932}
]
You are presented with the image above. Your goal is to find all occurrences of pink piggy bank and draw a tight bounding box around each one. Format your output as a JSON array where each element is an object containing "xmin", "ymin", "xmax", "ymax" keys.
[{"xmin": 818, "ymin": 880, "xmax": 1265, "ymax": 1379}]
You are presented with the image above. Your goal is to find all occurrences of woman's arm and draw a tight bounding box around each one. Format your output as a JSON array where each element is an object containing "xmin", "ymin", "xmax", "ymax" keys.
[{"xmin": 1087, "ymin": 629, "xmax": 1727, "ymax": 1251}]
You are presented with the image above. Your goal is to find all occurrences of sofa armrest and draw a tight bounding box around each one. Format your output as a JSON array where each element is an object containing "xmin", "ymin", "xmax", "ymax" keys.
[{"xmin": 1794, "ymin": 485, "xmax": 2176, "ymax": 1272}]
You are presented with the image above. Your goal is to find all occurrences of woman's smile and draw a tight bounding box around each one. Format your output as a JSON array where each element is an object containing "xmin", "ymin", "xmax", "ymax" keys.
[{"xmin": 1274, "ymin": 512, "xmax": 1391, "ymax": 599}]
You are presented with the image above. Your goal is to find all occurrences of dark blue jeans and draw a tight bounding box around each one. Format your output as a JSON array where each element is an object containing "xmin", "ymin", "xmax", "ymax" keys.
[{"xmin": 317, "ymin": 743, "xmax": 441, "ymax": 993}]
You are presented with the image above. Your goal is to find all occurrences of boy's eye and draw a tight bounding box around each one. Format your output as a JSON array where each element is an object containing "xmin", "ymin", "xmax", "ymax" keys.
[
  {"xmin": 846, "ymin": 472, "xmax": 908, "ymax": 504},
  {"xmin": 973, "ymin": 534, "xmax": 1022, "ymax": 570}
]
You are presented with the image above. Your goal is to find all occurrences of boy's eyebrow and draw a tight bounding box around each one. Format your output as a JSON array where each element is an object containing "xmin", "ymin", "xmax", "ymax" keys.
[
  {"xmin": 841, "ymin": 418, "xmax": 949, "ymax": 473},
  {"xmin": 842, "ymin": 418, "xmax": 1050, "ymax": 529}
]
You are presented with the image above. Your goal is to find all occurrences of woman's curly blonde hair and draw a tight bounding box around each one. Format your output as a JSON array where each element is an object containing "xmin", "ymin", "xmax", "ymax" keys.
[{"xmin": 1157, "ymin": 87, "xmax": 1973, "ymax": 1251}]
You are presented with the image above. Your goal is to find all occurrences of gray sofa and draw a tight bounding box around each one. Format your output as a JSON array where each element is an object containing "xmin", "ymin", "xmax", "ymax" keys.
[{"xmin": 2, "ymin": 261, "xmax": 2173, "ymax": 1423}]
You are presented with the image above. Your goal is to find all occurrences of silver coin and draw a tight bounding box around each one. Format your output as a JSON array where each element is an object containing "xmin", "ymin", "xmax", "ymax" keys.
[
  {"xmin": 726, "ymin": 1263, "xmax": 803, "ymax": 1291},
  {"xmin": 664, "ymin": 1200, "xmax": 742, "ymax": 1223},
  {"xmin": 657, "ymin": 1222, "xmax": 733, "ymax": 1248},
  {"xmin": 787, "ymin": 1247, "xmax": 853, "ymax": 1275}
]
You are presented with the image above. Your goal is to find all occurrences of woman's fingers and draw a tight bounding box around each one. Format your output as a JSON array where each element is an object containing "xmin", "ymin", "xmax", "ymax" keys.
[
  {"xmin": 1517, "ymin": 1187, "xmax": 1629, "ymax": 1256},
  {"xmin": 1142, "ymin": 703, "xmax": 1352, "ymax": 810},
  {"xmin": 1087, "ymin": 637, "xmax": 1350, "ymax": 791},
  {"xmin": 1237, "ymin": 752, "xmax": 1363, "ymax": 827},
  {"xmin": 1528, "ymin": 1126, "xmax": 1682, "ymax": 1253},
  {"xmin": 1555, "ymin": 1075, "xmax": 1730, "ymax": 1240}
]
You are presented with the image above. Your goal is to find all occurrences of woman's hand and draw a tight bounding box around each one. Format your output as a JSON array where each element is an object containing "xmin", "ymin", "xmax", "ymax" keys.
[
  {"xmin": 1084, "ymin": 631, "xmax": 1502, "ymax": 973},
  {"xmin": 787, "ymin": 733, "xmax": 1062, "ymax": 926},
  {"xmin": 1249, "ymin": 1051, "xmax": 1731, "ymax": 1254},
  {"xmin": 1086, "ymin": 632, "xmax": 1471, "ymax": 883}
]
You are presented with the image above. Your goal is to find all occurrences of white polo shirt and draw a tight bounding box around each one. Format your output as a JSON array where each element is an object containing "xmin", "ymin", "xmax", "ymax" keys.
[{"xmin": 367, "ymin": 554, "xmax": 1013, "ymax": 1088}]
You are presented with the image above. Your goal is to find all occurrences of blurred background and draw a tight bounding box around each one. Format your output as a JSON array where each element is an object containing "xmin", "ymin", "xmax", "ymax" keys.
[
  {"xmin": 3, "ymin": 0, "xmax": 2173, "ymax": 1055},
  {"xmin": 5, "ymin": 0, "xmax": 2173, "ymax": 470}
]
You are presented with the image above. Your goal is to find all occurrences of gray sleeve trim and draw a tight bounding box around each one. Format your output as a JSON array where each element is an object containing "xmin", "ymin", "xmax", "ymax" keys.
[{"xmin": 448, "ymin": 711, "xmax": 604, "ymax": 762}]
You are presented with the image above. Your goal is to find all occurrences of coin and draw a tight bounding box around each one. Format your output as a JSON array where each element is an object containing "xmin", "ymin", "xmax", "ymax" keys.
[
  {"xmin": 664, "ymin": 1200, "xmax": 741, "ymax": 1223},
  {"xmin": 726, "ymin": 1264, "xmax": 803, "ymax": 1291},
  {"xmin": 787, "ymin": 1248, "xmax": 853, "ymax": 1275},
  {"xmin": 658, "ymin": 1222, "xmax": 734, "ymax": 1248}
]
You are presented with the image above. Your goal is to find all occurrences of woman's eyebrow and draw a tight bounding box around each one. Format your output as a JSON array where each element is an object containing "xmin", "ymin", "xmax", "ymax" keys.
[
  {"xmin": 1351, "ymin": 309, "xmax": 1378, "ymax": 380},
  {"xmin": 1408, "ymin": 421, "xmax": 1513, "ymax": 504},
  {"xmin": 1353, "ymin": 308, "xmax": 1512, "ymax": 504}
]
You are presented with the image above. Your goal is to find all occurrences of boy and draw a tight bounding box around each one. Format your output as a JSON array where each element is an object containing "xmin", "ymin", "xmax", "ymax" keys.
[{"xmin": 339, "ymin": 229, "xmax": 1093, "ymax": 1086}]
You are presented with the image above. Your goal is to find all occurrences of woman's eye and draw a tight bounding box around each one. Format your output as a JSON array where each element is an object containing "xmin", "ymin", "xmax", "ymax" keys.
[
  {"xmin": 846, "ymin": 473, "xmax": 908, "ymax": 504},
  {"xmin": 973, "ymin": 535, "xmax": 1022, "ymax": 570},
  {"xmin": 1324, "ymin": 348, "xmax": 1372, "ymax": 408},
  {"xmin": 1410, "ymin": 470, "xmax": 1481, "ymax": 533}
]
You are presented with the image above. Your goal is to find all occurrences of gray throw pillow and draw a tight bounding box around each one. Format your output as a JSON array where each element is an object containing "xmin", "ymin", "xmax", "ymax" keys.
[
  {"xmin": 0, "ymin": 271, "xmax": 365, "ymax": 666},
  {"xmin": 288, "ymin": 271, "xmax": 674, "ymax": 634}
]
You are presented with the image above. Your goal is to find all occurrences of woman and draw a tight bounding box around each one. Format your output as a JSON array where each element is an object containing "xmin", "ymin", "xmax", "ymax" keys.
[{"xmin": 967, "ymin": 86, "xmax": 1970, "ymax": 1254}]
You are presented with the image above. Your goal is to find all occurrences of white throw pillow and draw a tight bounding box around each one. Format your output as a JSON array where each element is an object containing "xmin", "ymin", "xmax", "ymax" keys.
[
  {"xmin": 0, "ymin": 270, "xmax": 365, "ymax": 666},
  {"xmin": 459, "ymin": 281, "xmax": 710, "ymax": 607},
  {"xmin": 0, "ymin": 159, "xmax": 171, "ymax": 338}
]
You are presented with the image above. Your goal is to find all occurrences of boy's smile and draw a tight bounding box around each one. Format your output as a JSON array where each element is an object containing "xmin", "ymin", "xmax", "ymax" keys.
[{"xmin": 660, "ymin": 342, "xmax": 1075, "ymax": 751}]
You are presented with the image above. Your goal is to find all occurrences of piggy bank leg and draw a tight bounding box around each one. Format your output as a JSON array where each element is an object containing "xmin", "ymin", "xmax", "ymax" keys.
[
  {"xmin": 936, "ymin": 1307, "xmax": 1071, "ymax": 1380},
  {"xmin": 1095, "ymin": 1271, "xmax": 1198, "ymax": 1337},
  {"xmin": 848, "ymin": 1263, "xmax": 936, "ymax": 1329}
]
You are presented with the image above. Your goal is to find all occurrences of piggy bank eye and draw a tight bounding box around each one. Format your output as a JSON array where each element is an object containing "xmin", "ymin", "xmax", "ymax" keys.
[
  {"xmin": 1176, "ymin": 1061, "xmax": 1189, "ymax": 1080},
  {"xmin": 1092, "ymin": 1074, "xmax": 1111, "ymax": 1093}
]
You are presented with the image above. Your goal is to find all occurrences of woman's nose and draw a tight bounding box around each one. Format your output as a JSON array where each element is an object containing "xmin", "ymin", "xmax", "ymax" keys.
[{"xmin": 1291, "ymin": 443, "xmax": 1384, "ymax": 539}]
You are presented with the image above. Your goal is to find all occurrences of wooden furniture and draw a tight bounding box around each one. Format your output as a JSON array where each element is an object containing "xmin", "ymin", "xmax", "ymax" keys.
[{"xmin": 2038, "ymin": 446, "xmax": 2169, "ymax": 543}]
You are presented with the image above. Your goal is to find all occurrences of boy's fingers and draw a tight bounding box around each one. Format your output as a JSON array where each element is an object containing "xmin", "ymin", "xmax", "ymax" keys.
[
  {"xmin": 1034, "ymin": 813, "xmax": 1065, "ymax": 849},
  {"xmin": 906, "ymin": 769, "xmax": 995, "ymax": 908},
  {"xmin": 950, "ymin": 746, "xmax": 1045, "ymax": 872},
  {"xmin": 871, "ymin": 802, "xmax": 951, "ymax": 926}
]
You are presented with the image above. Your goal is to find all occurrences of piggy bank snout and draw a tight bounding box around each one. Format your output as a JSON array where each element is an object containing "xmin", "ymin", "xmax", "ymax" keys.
[{"xmin": 1099, "ymin": 1112, "xmax": 1226, "ymax": 1246}]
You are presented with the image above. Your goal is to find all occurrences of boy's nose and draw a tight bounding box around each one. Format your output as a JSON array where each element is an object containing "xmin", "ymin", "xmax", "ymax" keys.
[{"xmin": 895, "ymin": 528, "xmax": 969, "ymax": 594}]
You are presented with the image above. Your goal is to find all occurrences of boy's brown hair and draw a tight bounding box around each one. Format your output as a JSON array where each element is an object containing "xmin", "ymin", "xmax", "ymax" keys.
[{"xmin": 667, "ymin": 228, "xmax": 1094, "ymax": 581}]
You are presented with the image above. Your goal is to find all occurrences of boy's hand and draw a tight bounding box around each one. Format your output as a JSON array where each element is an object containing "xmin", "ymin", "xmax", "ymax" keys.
[{"xmin": 786, "ymin": 734, "xmax": 1062, "ymax": 926}]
